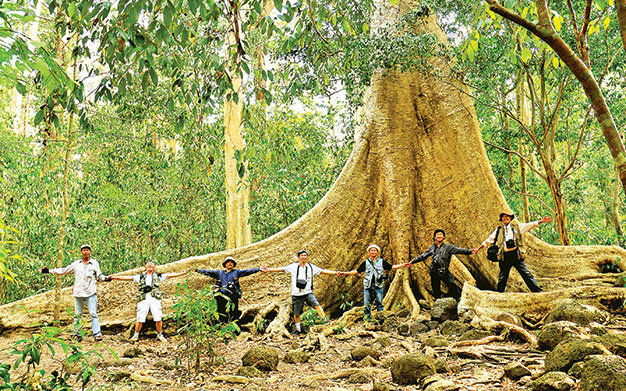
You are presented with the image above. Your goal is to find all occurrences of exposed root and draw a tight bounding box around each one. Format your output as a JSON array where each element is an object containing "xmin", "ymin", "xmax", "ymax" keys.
[
  {"xmin": 451, "ymin": 335, "xmax": 505, "ymax": 348},
  {"xmin": 305, "ymin": 368, "xmax": 387, "ymax": 381},
  {"xmin": 400, "ymin": 341, "xmax": 413, "ymax": 353},
  {"xmin": 262, "ymin": 301, "xmax": 291, "ymax": 339},
  {"xmin": 336, "ymin": 307, "xmax": 366, "ymax": 328},
  {"xmin": 471, "ymin": 314, "xmax": 537, "ymax": 347}
]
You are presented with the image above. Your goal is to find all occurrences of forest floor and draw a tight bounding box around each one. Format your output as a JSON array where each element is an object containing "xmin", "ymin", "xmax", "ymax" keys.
[{"xmin": 0, "ymin": 306, "xmax": 582, "ymax": 391}]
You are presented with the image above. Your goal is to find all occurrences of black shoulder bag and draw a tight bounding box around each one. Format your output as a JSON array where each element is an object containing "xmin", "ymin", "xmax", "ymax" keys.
[
  {"xmin": 295, "ymin": 264, "xmax": 310, "ymax": 289},
  {"xmin": 487, "ymin": 227, "xmax": 501, "ymax": 262}
]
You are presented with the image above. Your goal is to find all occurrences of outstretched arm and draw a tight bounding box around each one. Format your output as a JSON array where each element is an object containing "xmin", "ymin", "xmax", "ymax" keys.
[
  {"xmin": 410, "ymin": 248, "xmax": 433, "ymax": 265},
  {"xmin": 195, "ymin": 268, "xmax": 219, "ymax": 278},
  {"xmin": 449, "ymin": 244, "xmax": 473, "ymax": 256},
  {"xmin": 338, "ymin": 269, "xmax": 359, "ymax": 276},
  {"xmin": 261, "ymin": 266, "xmax": 284, "ymax": 273},
  {"xmin": 164, "ymin": 270, "xmax": 189, "ymax": 280},
  {"xmin": 320, "ymin": 269, "xmax": 339, "ymax": 276},
  {"xmin": 109, "ymin": 275, "xmax": 135, "ymax": 281},
  {"xmin": 237, "ymin": 267, "xmax": 261, "ymax": 277}
]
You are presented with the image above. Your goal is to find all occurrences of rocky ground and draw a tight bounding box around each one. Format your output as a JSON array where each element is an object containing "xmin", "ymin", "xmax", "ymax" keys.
[{"xmin": 1, "ymin": 298, "xmax": 626, "ymax": 391}]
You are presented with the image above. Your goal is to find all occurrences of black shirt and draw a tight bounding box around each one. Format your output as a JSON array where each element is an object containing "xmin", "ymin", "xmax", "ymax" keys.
[
  {"xmin": 410, "ymin": 242, "xmax": 472, "ymax": 271},
  {"xmin": 356, "ymin": 259, "xmax": 393, "ymax": 273}
]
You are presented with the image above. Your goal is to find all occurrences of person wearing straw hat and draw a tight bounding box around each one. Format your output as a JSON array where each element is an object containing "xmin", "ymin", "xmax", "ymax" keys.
[
  {"xmin": 338, "ymin": 244, "xmax": 407, "ymax": 321},
  {"xmin": 262, "ymin": 250, "xmax": 340, "ymax": 335},
  {"xmin": 39, "ymin": 244, "xmax": 108, "ymax": 341},
  {"xmin": 108, "ymin": 261, "xmax": 189, "ymax": 342},
  {"xmin": 195, "ymin": 256, "xmax": 262, "ymax": 324},
  {"xmin": 474, "ymin": 212, "xmax": 553, "ymax": 292},
  {"xmin": 408, "ymin": 229, "xmax": 474, "ymax": 300}
]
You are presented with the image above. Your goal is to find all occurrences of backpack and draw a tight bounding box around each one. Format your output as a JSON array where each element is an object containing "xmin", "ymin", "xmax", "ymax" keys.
[{"xmin": 487, "ymin": 227, "xmax": 501, "ymax": 262}]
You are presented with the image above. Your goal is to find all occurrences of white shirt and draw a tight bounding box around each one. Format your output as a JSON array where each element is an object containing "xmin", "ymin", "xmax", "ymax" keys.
[
  {"xmin": 49, "ymin": 259, "xmax": 105, "ymax": 298},
  {"xmin": 284, "ymin": 262, "xmax": 322, "ymax": 296},
  {"xmin": 132, "ymin": 273, "xmax": 172, "ymax": 301},
  {"xmin": 482, "ymin": 220, "xmax": 541, "ymax": 248}
]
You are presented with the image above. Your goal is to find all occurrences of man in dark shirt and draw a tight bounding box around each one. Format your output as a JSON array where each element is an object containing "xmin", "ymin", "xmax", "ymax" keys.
[
  {"xmin": 409, "ymin": 229, "xmax": 475, "ymax": 300},
  {"xmin": 195, "ymin": 256, "xmax": 261, "ymax": 324},
  {"xmin": 339, "ymin": 244, "xmax": 406, "ymax": 320}
]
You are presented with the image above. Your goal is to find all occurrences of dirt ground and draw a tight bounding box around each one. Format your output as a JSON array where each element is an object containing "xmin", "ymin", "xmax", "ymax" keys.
[{"xmin": 0, "ymin": 309, "xmax": 563, "ymax": 391}]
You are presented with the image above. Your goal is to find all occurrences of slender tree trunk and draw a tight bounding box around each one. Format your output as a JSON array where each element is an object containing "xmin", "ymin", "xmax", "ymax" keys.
[
  {"xmin": 486, "ymin": 0, "xmax": 626, "ymax": 195},
  {"xmin": 224, "ymin": 14, "xmax": 252, "ymax": 249},
  {"xmin": 544, "ymin": 169, "xmax": 570, "ymax": 245},
  {"xmin": 516, "ymin": 70, "xmax": 530, "ymax": 222},
  {"xmin": 616, "ymin": 0, "xmax": 626, "ymax": 54},
  {"xmin": 609, "ymin": 169, "xmax": 624, "ymax": 237}
]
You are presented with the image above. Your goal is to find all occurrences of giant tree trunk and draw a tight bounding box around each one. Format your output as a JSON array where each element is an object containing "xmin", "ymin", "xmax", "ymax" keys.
[{"xmin": 1, "ymin": 0, "xmax": 626, "ymax": 331}]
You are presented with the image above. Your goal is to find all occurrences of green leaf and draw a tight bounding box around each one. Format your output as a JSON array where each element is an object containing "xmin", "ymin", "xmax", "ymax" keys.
[
  {"xmin": 163, "ymin": 5, "xmax": 172, "ymax": 26},
  {"xmin": 597, "ymin": 0, "xmax": 607, "ymax": 11},
  {"xmin": 273, "ymin": 0, "xmax": 282, "ymax": 11},
  {"xmin": 149, "ymin": 68, "xmax": 158, "ymax": 85},
  {"xmin": 552, "ymin": 56, "xmax": 559, "ymax": 68},
  {"xmin": 521, "ymin": 47, "xmax": 532, "ymax": 63}
]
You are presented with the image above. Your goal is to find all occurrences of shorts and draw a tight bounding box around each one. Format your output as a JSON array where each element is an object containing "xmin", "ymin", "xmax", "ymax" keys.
[
  {"xmin": 137, "ymin": 298, "xmax": 162, "ymax": 322},
  {"xmin": 292, "ymin": 293, "xmax": 320, "ymax": 316}
]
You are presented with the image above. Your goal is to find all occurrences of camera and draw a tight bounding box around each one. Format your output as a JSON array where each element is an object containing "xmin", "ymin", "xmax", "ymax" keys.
[
  {"xmin": 142, "ymin": 286, "xmax": 153, "ymax": 293},
  {"xmin": 505, "ymin": 239, "xmax": 516, "ymax": 249}
]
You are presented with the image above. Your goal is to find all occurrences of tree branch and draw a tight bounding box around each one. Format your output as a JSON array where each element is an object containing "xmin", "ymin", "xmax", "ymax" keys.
[{"xmin": 483, "ymin": 140, "xmax": 547, "ymax": 181}]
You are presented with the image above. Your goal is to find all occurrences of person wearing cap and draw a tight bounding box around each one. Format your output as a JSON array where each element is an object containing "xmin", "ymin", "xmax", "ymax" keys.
[
  {"xmin": 262, "ymin": 250, "xmax": 339, "ymax": 335},
  {"xmin": 408, "ymin": 229, "xmax": 474, "ymax": 300},
  {"xmin": 338, "ymin": 244, "xmax": 408, "ymax": 321},
  {"xmin": 108, "ymin": 261, "xmax": 189, "ymax": 342},
  {"xmin": 195, "ymin": 257, "xmax": 262, "ymax": 324},
  {"xmin": 474, "ymin": 212, "xmax": 553, "ymax": 292},
  {"xmin": 39, "ymin": 244, "xmax": 108, "ymax": 341}
]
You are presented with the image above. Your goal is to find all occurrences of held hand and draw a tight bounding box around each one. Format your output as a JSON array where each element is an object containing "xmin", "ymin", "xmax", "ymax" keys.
[
  {"xmin": 336, "ymin": 271, "xmax": 344, "ymax": 277},
  {"xmin": 403, "ymin": 263, "xmax": 412, "ymax": 268},
  {"xmin": 260, "ymin": 266, "xmax": 269, "ymax": 273},
  {"xmin": 540, "ymin": 216, "xmax": 554, "ymax": 225},
  {"xmin": 186, "ymin": 267, "xmax": 195, "ymax": 273},
  {"xmin": 40, "ymin": 267, "xmax": 49, "ymax": 274},
  {"xmin": 104, "ymin": 275, "xmax": 113, "ymax": 282}
]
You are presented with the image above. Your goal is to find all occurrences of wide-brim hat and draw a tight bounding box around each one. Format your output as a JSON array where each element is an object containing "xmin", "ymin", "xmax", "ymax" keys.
[
  {"xmin": 499, "ymin": 212, "xmax": 515, "ymax": 221},
  {"xmin": 80, "ymin": 244, "xmax": 92, "ymax": 251},
  {"xmin": 222, "ymin": 256, "xmax": 237, "ymax": 267},
  {"xmin": 367, "ymin": 244, "xmax": 380, "ymax": 252}
]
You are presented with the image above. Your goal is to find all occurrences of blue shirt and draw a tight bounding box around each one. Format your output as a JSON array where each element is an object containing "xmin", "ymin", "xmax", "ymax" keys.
[{"xmin": 196, "ymin": 268, "xmax": 260, "ymax": 296}]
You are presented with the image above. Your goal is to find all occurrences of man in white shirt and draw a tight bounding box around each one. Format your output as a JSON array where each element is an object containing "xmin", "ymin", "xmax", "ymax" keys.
[
  {"xmin": 108, "ymin": 261, "xmax": 188, "ymax": 342},
  {"xmin": 474, "ymin": 212, "xmax": 553, "ymax": 292},
  {"xmin": 262, "ymin": 250, "xmax": 340, "ymax": 335},
  {"xmin": 40, "ymin": 244, "xmax": 108, "ymax": 341}
]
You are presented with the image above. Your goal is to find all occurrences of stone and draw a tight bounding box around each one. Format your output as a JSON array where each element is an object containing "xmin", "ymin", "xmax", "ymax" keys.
[
  {"xmin": 152, "ymin": 360, "xmax": 174, "ymax": 370},
  {"xmin": 545, "ymin": 300, "xmax": 609, "ymax": 326},
  {"xmin": 373, "ymin": 310, "xmax": 395, "ymax": 323},
  {"xmin": 580, "ymin": 354, "xmax": 626, "ymax": 391},
  {"xmin": 422, "ymin": 346, "xmax": 436, "ymax": 358},
  {"xmin": 131, "ymin": 371, "xmax": 174, "ymax": 385},
  {"xmin": 390, "ymin": 354, "xmax": 436, "ymax": 385},
  {"xmin": 107, "ymin": 370, "xmax": 131, "ymax": 382},
  {"xmin": 351, "ymin": 346, "xmax": 382, "ymax": 361},
  {"xmin": 529, "ymin": 372, "xmax": 575, "ymax": 391},
  {"xmin": 373, "ymin": 335, "xmax": 392, "ymax": 347},
  {"xmin": 283, "ymin": 350, "xmax": 310, "ymax": 364},
  {"xmin": 449, "ymin": 363, "xmax": 461, "ymax": 373},
  {"xmin": 423, "ymin": 336, "xmax": 449, "ymax": 348},
  {"xmin": 347, "ymin": 371, "xmax": 372, "ymax": 384},
  {"xmin": 241, "ymin": 346, "xmax": 280, "ymax": 371},
  {"xmin": 373, "ymin": 379, "xmax": 396, "ymax": 391},
  {"xmin": 434, "ymin": 357, "xmax": 449, "ymax": 373},
  {"xmin": 439, "ymin": 320, "xmax": 468, "ymax": 336},
  {"xmin": 430, "ymin": 298, "xmax": 457, "ymax": 322},
  {"xmin": 588, "ymin": 322, "xmax": 607, "ymax": 336},
  {"xmin": 101, "ymin": 357, "xmax": 133, "ymax": 367},
  {"xmin": 236, "ymin": 366, "xmax": 264, "ymax": 378},
  {"xmin": 537, "ymin": 321, "xmax": 582, "ymax": 351},
  {"xmin": 396, "ymin": 308, "xmax": 411, "ymax": 318},
  {"xmin": 591, "ymin": 333, "xmax": 626, "ymax": 357},
  {"xmin": 382, "ymin": 316, "xmax": 400, "ymax": 333},
  {"xmin": 545, "ymin": 338, "xmax": 610, "ymax": 372},
  {"xmin": 567, "ymin": 362, "xmax": 584, "ymax": 379},
  {"xmin": 496, "ymin": 312, "xmax": 521, "ymax": 326},
  {"xmin": 410, "ymin": 321, "xmax": 430, "ymax": 335},
  {"xmin": 122, "ymin": 347, "xmax": 142, "ymax": 358},
  {"xmin": 426, "ymin": 320, "xmax": 440, "ymax": 330},
  {"xmin": 357, "ymin": 355, "xmax": 381, "ymax": 367},
  {"xmin": 398, "ymin": 322, "xmax": 410, "ymax": 336},
  {"xmin": 503, "ymin": 362, "xmax": 532, "ymax": 380},
  {"xmin": 458, "ymin": 329, "xmax": 493, "ymax": 341},
  {"xmin": 424, "ymin": 380, "xmax": 460, "ymax": 391}
]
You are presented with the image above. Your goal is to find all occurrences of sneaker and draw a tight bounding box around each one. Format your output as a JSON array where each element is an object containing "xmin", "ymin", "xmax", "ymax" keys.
[
  {"xmin": 156, "ymin": 333, "xmax": 166, "ymax": 342},
  {"xmin": 293, "ymin": 330, "xmax": 301, "ymax": 336},
  {"xmin": 94, "ymin": 334, "xmax": 103, "ymax": 341},
  {"xmin": 129, "ymin": 332, "xmax": 139, "ymax": 342},
  {"xmin": 72, "ymin": 333, "xmax": 83, "ymax": 342}
]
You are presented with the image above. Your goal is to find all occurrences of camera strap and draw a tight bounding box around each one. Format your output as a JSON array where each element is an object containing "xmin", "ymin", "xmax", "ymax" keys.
[{"xmin": 296, "ymin": 264, "xmax": 312, "ymax": 289}]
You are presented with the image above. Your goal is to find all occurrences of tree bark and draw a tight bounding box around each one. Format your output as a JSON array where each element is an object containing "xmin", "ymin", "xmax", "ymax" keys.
[
  {"xmin": 516, "ymin": 70, "xmax": 530, "ymax": 222},
  {"xmin": 1, "ymin": 0, "xmax": 625, "ymax": 331},
  {"xmin": 224, "ymin": 4, "xmax": 252, "ymax": 249},
  {"xmin": 616, "ymin": 0, "xmax": 626, "ymax": 55}
]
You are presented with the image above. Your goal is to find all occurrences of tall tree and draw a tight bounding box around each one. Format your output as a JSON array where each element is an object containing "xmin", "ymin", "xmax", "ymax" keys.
[{"xmin": 3, "ymin": 0, "xmax": 626, "ymax": 330}]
